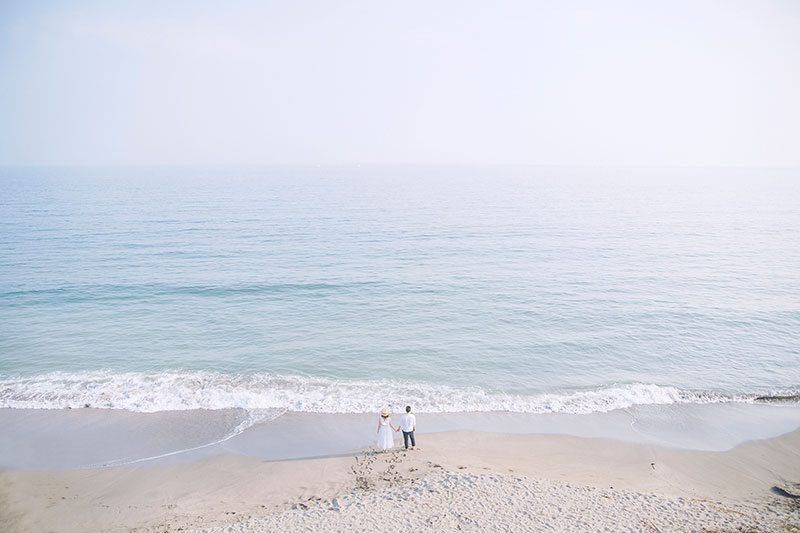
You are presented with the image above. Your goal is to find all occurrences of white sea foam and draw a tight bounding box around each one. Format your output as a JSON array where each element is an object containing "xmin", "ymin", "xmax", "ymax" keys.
[{"xmin": 0, "ymin": 371, "xmax": 777, "ymax": 414}]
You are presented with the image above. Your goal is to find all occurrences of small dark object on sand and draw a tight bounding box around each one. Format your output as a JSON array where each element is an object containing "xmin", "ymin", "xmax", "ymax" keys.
[{"xmin": 771, "ymin": 486, "xmax": 800, "ymax": 499}]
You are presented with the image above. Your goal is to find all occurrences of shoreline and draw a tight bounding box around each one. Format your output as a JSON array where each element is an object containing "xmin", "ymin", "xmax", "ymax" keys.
[
  {"xmin": 3, "ymin": 402, "xmax": 800, "ymax": 470},
  {"xmin": 2, "ymin": 427, "xmax": 799, "ymax": 532}
]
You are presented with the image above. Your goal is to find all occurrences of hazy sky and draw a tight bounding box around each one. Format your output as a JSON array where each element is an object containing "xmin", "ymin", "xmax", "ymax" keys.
[{"xmin": 1, "ymin": 1, "xmax": 798, "ymax": 166}]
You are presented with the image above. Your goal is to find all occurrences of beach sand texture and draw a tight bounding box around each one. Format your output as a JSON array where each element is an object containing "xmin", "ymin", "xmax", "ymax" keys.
[{"xmin": 2, "ymin": 429, "xmax": 799, "ymax": 532}]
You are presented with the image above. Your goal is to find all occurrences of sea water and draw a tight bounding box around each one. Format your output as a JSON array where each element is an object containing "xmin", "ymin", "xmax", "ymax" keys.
[{"xmin": 1, "ymin": 165, "xmax": 799, "ymax": 417}]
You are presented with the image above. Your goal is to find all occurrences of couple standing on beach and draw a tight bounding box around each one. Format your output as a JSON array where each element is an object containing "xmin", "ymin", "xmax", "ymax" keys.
[{"xmin": 377, "ymin": 405, "xmax": 416, "ymax": 452}]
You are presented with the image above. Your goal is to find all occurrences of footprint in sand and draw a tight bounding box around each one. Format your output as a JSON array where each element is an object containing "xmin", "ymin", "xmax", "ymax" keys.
[{"xmin": 351, "ymin": 452, "xmax": 378, "ymax": 491}]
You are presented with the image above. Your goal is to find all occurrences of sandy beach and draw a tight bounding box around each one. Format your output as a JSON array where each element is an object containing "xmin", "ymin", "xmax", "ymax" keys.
[{"xmin": 2, "ymin": 426, "xmax": 799, "ymax": 532}]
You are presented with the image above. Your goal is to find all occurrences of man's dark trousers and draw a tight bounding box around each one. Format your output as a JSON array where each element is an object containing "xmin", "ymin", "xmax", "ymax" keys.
[{"xmin": 402, "ymin": 430, "xmax": 415, "ymax": 449}]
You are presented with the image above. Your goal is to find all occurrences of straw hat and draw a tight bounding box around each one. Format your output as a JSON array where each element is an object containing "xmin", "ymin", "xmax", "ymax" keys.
[{"xmin": 381, "ymin": 407, "xmax": 390, "ymax": 417}]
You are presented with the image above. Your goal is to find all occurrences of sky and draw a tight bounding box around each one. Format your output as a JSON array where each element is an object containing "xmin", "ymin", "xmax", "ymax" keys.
[{"xmin": 0, "ymin": 0, "xmax": 799, "ymax": 167}]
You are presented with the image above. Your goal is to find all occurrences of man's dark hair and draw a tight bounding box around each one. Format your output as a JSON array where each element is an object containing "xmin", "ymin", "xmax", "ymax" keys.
[{"xmin": 405, "ymin": 405, "xmax": 411, "ymax": 413}]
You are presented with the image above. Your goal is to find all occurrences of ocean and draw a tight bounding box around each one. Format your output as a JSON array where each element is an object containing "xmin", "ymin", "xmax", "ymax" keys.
[{"xmin": 1, "ymin": 165, "xmax": 799, "ymax": 418}]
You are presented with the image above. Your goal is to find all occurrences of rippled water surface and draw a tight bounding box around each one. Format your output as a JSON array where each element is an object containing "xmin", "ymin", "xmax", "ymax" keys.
[{"xmin": 1, "ymin": 166, "xmax": 798, "ymax": 412}]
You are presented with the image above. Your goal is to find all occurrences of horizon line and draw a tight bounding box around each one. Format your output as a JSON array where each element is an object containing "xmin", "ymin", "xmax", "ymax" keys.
[{"xmin": 1, "ymin": 163, "xmax": 799, "ymax": 171}]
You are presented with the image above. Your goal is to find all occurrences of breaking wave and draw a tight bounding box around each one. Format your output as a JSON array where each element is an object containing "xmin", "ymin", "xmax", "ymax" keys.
[{"xmin": 2, "ymin": 370, "xmax": 794, "ymax": 414}]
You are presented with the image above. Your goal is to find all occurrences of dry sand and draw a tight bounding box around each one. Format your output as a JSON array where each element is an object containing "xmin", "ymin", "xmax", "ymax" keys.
[{"xmin": 2, "ymin": 429, "xmax": 799, "ymax": 532}]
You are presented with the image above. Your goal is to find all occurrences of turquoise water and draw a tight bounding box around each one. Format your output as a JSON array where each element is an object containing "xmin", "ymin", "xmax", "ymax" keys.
[{"xmin": 1, "ymin": 166, "xmax": 798, "ymax": 413}]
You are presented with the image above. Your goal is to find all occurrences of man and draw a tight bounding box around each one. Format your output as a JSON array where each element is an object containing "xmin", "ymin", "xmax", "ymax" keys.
[{"xmin": 398, "ymin": 405, "xmax": 416, "ymax": 450}]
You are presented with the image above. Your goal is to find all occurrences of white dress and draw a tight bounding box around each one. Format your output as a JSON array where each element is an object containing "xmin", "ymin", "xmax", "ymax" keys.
[{"xmin": 377, "ymin": 417, "xmax": 394, "ymax": 450}]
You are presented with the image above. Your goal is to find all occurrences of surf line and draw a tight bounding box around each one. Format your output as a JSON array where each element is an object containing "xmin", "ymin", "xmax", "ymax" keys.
[{"xmin": 89, "ymin": 407, "xmax": 289, "ymax": 468}]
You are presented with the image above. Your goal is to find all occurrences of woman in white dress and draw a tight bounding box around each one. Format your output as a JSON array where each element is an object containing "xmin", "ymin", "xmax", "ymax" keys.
[{"xmin": 376, "ymin": 407, "xmax": 398, "ymax": 452}]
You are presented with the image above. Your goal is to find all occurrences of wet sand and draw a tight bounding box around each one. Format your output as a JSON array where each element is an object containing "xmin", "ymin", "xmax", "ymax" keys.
[{"xmin": 3, "ymin": 402, "xmax": 800, "ymax": 469}]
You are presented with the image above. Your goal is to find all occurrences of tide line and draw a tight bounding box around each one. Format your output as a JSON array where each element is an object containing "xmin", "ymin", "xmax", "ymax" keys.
[{"xmin": 88, "ymin": 407, "xmax": 289, "ymax": 468}]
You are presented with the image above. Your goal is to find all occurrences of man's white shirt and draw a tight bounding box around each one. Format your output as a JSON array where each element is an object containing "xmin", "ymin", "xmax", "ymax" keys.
[{"xmin": 399, "ymin": 413, "xmax": 416, "ymax": 432}]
